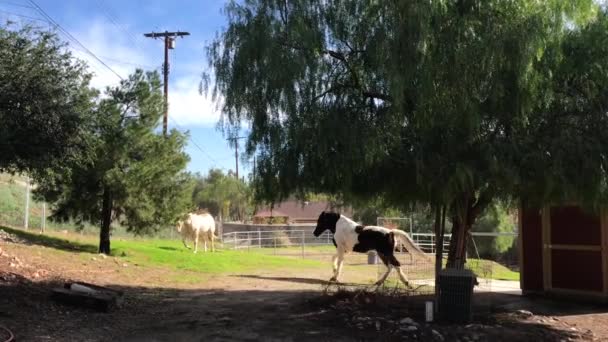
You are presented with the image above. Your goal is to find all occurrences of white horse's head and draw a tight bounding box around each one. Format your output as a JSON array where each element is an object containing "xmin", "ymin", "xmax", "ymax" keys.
[{"xmin": 175, "ymin": 220, "xmax": 184, "ymax": 233}]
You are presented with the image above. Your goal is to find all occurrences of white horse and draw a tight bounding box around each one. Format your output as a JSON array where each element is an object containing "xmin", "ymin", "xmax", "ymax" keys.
[{"xmin": 176, "ymin": 212, "xmax": 216, "ymax": 253}]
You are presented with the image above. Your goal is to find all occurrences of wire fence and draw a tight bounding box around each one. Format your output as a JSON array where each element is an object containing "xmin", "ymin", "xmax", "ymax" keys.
[
  {"xmin": 221, "ymin": 228, "xmax": 520, "ymax": 299},
  {"xmin": 222, "ymin": 229, "xmax": 517, "ymax": 260}
]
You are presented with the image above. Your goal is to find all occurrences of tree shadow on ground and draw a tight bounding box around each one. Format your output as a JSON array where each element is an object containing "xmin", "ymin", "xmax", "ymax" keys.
[
  {"xmin": 0, "ymin": 278, "xmax": 599, "ymax": 342},
  {"xmin": 0, "ymin": 226, "xmax": 97, "ymax": 254},
  {"xmin": 236, "ymin": 274, "xmax": 331, "ymax": 285},
  {"xmin": 158, "ymin": 246, "xmax": 180, "ymax": 251}
]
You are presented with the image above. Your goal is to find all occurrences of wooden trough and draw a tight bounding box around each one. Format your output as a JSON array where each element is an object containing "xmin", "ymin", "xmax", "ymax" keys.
[{"xmin": 51, "ymin": 282, "xmax": 124, "ymax": 312}]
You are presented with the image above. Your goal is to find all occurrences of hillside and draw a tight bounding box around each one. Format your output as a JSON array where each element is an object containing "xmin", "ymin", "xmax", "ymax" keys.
[
  {"xmin": 0, "ymin": 174, "xmax": 178, "ymax": 238},
  {"xmin": 0, "ymin": 174, "xmax": 45, "ymax": 229}
]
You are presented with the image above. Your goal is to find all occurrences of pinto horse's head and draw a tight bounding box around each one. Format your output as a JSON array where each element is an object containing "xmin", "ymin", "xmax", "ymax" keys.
[{"xmin": 314, "ymin": 211, "xmax": 340, "ymax": 237}]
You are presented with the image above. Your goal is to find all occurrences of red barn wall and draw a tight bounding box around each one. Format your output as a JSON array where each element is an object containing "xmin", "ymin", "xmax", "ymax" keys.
[
  {"xmin": 550, "ymin": 206, "xmax": 601, "ymax": 246},
  {"xmin": 551, "ymin": 249, "xmax": 603, "ymax": 292},
  {"xmin": 521, "ymin": 207, "xmax": 544, "ymax": 292},
  {"xmin": 549, "ymin": 206, "xmax": 603, "ymax": 292}
]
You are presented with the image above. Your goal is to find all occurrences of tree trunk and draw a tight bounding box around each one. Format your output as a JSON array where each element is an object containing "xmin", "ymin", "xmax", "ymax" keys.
[
  {"xmin": 444, "ymin": 190, "xmax": 494, "ymax": 268},
  {"xmin": 446, "ymin": 216, "xmax": 472, "ymax": 268},
  {"xmin": 446, "ymin": 195, "xmax": 474, "ymax": 269},
  {"xmin": 99, "ymin": 187, "xmax": 112, "ymax": 255}
]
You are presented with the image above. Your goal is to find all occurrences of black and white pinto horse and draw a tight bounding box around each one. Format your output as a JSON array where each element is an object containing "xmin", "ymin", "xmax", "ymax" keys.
[{"xmin": 314, "ymin": 211, "xmax": 420, "ymax": 286}]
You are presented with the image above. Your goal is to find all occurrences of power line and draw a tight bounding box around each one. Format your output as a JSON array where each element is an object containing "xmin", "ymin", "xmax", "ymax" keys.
[
  {"xmin": 167, "ymin": 116, "xmax": 221, "ymax": 166},
  {"xmin": 0, "ymin": 9, "xmax": 46, "ymax": 22},
  {"xmin": 0, "ymin": 1, "xmax": 34, "ymax": 9},
  {"xmin": 94, "ymin": 0, "xmax": 163, "ymax": 68},
  {"xmin": 85, "ymin": 1, "xmax": 219, "ymax": 169},
  {"xmin": 28, "ymin": 0, "xmax": 124, "ymax": 81},
  {"xmin": 98, "ymin": 55, "xmax": 158, "ymax": 69}
]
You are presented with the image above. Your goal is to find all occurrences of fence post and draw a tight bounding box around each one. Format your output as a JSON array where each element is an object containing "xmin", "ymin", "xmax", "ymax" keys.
[
  {"xmin": 41, "ymin": 202, "xmax": 46, "ymax": 233},
  {"xmin": 258, "ymin": 229, "xmax": 261, "ymax": 248},
  {"xmin": 274, "ymin": 236, "xmax": 277, "ymax": 255},
  {"xmin": 301, "ymin": 230, "xmax": 305, "ymax": 258},
  {"xmin": 24, "ymin": 175, "xmax": 30, "ymax": 230}
]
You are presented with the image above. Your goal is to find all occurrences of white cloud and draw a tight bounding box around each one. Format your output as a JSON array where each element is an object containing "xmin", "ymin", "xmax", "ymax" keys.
[
  {"xmin": 168, "ymin": 76, "xmax": 222, "ymax": 126},
  {"xmin": 69, "ymin": 19, "xmax": 221, "ymax": 126},
  {"xmin": 69, "ymin": 19, "xmax": 151, "ymax": 90}
]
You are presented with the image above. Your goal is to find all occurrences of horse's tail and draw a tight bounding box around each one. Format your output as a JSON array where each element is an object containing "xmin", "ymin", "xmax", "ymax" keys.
[{"xmin": 391, "ymin": 230, "xmax": 430, "ymax": 261}]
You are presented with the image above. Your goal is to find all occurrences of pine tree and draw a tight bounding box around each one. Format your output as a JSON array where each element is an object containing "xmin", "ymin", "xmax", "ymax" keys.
[{"xmin": 36, "ymin": 70, "xmax": 194, "ymax": 254}]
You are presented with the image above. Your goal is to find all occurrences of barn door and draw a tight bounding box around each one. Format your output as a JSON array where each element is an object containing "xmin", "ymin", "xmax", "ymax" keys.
[{"xmin": 541, "ymin": 206, "xmax": 608, "ymax": 296}]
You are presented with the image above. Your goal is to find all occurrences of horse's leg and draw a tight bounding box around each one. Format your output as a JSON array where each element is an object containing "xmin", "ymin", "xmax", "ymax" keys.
[
  {"xmin": 203, "ymin": 234, "xmax": 208, "ymax": 252},
  {"xmin": 330, "ymin": 249, "xmax": 345, "ymax": 282},
  {"xmin": 387, "ymin": 254, "xmax": 410, "ymax": 287},
  {"xmin": 182, "ymin": 238, "xmax": 191, "ymax": 249},
  {"xmin": 210, "ymin": 231, "xmax": 215, "ymax": 252},
  {"xmin": 335, "ymin": 249, "xmax": 346, "ymax": 282},
  {"xmin": 194, "ymin": 233, "xmax": 199, "ymax": 254},
  {"xmin": 328, "ymin": 254, "xmax": 339, "ymax": 281},
  {"xmin": 375, "ymin": 253, "xmax": 393, "ymax": 286}
]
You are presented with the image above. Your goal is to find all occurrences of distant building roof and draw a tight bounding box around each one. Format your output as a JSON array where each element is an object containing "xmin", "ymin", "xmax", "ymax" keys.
[
  {"xmin": 253, "ymin": 209, "xmax": 288, "ymax": 218},
  {"xmin": 254, "ymin": 200, "xmax": 353, "ymax": 221}
]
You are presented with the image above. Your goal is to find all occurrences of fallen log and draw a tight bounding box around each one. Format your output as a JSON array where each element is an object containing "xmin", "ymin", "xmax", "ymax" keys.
[{"xmin": 51, "ymin": 281, "xmax": 124, "ymax": 312}]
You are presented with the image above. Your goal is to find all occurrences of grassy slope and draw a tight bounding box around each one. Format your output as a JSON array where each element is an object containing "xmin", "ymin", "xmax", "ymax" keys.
[{"xmin": 1, "ymin": 226, "xmax": 323, "ymax": 276}]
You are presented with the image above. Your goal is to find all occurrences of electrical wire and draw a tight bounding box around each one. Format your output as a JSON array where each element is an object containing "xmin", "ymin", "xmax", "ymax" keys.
[
  {"xmin": 0, "ymin": 9, "xmax": 46, "ymax": 22},
  {"xmin": 28, "ymin": 0, "xmax": 124, "ymax": 81}
]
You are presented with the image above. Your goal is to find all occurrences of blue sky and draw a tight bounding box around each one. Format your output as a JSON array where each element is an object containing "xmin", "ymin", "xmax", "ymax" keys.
[{"xmin": 0, "ymin": 0, "xmax": 252, "ymax": 177}]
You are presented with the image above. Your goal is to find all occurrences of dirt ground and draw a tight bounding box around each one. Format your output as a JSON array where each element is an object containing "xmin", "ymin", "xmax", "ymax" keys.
[{"xmin": 1, "ymin": 230, "xmax": 608, "ymax": 341}]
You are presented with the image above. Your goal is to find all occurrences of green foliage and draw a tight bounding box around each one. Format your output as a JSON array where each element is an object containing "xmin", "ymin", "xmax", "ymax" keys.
[
  {"xmin": 471, "ymin": 203, "xmax": 516, "ymax": 258},
  {"xmin": 518, "ymin": 10, "xmax": 608, "ymax": 209},
  {"xmin": 0, "ymin": 181, "xmax": 21, "ymax": 225},
  {"xmin": 352, "ymin": 196, "xmax": 404, "ymax": 226},
  {"xmin": 35, "ymin": 70, "xmax": 193, "ymax": 249},
  {"xmin": 206, "ymin": 0, "xmax": 598, "ymax": 208},
  {"xmin": 192, "ymin": 168, "xmax": 252, "ymax": 221},
  {"xmin": 0, "ymin": 25, "xmax": 96, "ymax": 173},
  {"xmin": 206, "ymin": 0, "xmax": 606, "ymax": 266}
]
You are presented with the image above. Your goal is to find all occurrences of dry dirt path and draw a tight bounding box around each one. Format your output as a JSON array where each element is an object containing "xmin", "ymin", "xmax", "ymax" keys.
[{"xmin": 1, "ymin": 232, "xmax": 608, "ymax": 341}]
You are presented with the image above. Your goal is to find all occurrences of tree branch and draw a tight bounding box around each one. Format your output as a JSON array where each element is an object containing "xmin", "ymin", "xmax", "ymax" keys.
[
  {"xmin": 280, "ymin": 38, "xmax": 392, "ymax": 103},
  {"xmin": 313, "ymin": 83, "xmax": 392, "ymax": 102},
  {"xmin": 470, "ymin": 187, "xmax": 494, "ymax": 220}
]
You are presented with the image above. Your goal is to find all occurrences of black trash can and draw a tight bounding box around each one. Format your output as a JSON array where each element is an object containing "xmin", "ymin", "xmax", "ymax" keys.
[{"xmin": 438, "ymin": 268, "xmax": 477, "ymax": 323}]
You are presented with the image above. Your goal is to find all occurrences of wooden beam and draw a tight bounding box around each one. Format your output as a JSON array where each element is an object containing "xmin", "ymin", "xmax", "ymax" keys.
[
  {"xmin": 542, "ymin": 207, "xmax": 552, "ymax": 291},
  {"xmin": 547, "ymin": 287, "xmax": 607, "ymax": 300},
  {"xmin": 518, "ymin": 205, "xmax": 524, "ymax": 292},
  {"xmin": 602, "ymin": 210, "xmax": 608, "ymax": 295},
  {"xmin": 549, "ymin": 244, "xmax": 602, "ymax": 252}
]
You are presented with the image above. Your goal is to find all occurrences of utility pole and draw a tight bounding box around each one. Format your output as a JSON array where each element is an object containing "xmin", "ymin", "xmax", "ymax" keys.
[
  {"xmin": 253, "ymin": 154, "xmax": 256, "ymax": 182},
  {"xmin": 227, "ymin": 136, "xmax": 246, "ymax": 179},
  {"xmin": 143, "ymin": 30, "xmax": 190, "ymax": 136}
]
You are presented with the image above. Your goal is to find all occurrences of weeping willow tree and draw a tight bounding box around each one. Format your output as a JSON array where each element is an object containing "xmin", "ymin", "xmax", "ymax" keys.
[{"xmin": 206, "ymin": 0, "xmax": 606, "ymax": 268}]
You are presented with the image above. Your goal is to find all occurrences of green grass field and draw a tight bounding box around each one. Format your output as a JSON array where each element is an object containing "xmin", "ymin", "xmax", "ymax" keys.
[
  {"xmin": 111, "ymin": 238, "xmax": 323, "ymax": 274},
  {"xmin": 466, "ymin": 258, "xmax": 519, "ymax": 281},
  {"xmin": 1, "ymin": 225, "xmax": 518, "ymax": 283}
]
